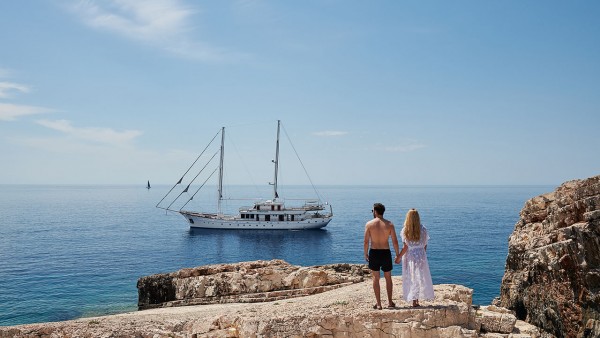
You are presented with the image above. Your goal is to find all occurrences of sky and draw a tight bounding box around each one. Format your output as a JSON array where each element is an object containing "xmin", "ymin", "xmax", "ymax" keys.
[{"xmin": 0, "ymin": 1, "xmax": 599, "ymax": 186}]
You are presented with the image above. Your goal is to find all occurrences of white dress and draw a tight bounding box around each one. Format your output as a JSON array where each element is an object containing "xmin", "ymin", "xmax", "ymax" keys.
[{"xmin": 401, "ymin": 225, "xmax": 435, "ymax": 301}]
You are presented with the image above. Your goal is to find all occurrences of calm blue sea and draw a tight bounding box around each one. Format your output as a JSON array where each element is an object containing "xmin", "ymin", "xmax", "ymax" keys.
[{"xmin": 0, "ymin": 184, "xmax": 552, "ymax": 326}]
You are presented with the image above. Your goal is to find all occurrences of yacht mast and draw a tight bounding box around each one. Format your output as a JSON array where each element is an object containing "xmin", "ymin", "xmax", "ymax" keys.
[
  {"xmin": 272, "ymin": 120, "xmax": 280, "ymax": 199},
  {"xmin": 217, "ymin": 127, "xmax": 225, "ymax": 215}
]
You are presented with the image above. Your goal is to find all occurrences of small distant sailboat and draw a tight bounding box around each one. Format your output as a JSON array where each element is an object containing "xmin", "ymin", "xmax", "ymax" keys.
[{"xmin": 147, "ymin": 180, "xmax": 151, "ymax": 189}]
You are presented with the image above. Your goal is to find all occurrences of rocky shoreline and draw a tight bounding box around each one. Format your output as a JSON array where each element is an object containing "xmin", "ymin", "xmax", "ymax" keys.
[{"xmin": 0, "ymin": 273, "xmax": 544, "ymax": 337}]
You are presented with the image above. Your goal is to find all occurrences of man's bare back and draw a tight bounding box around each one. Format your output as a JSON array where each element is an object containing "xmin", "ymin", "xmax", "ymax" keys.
[
  {"xmin": 365, "ymin": 218, "xmax": 395, "ymax": 249},
  {"xmin": 363, "ymin": 203, "xmax": 400, "ymax": 263}
]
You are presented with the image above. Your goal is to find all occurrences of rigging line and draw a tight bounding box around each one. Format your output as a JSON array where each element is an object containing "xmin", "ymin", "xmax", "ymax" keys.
[
  {"xmin": 179, "ymin": 166, "xmax": 219, "ymax": 211},
  {"xmin": 280, "ymin": 122, "xmax": 324, "ymax": 203},
  {"xmin": 155, "ymin": 129, "xmax": 222, "ymax": 208},
  {"xmin": 164, "ymin": 149, "xmax": 220, "ymax": 211},
  {"xmin": 185, "ymin": 149, "xmax": 220, "ymax": 190}
]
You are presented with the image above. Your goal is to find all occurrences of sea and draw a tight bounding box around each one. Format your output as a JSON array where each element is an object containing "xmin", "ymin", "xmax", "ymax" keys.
[{"xmin": 0, "ymin": 184, "xmax": 553, "ymax": 327}]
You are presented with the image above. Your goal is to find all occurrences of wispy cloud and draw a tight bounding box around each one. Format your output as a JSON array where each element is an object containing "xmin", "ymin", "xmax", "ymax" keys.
[
  {"xmin": 68, "ymin": 0, "xmax": 239, "ymax": 62},
  {"xmin": 313, "ymin": 130, "xmax": 348, "ymax": 137},
  {"xmin": 0, "ymin": 72, "xmax": 53, "ymax": 121},
  {"xmin": 0, "ymin": 103, "xmax": 54, "ymax": 121},
  {"xmin": 0, "ymin": 82, "xmax": 30, "ymax": 98},
  {"xmin": 35, "ymin": 119, "xmax": 142, "ymax": 146},
  {"xmin": 384, "ymin": 143, "xmax": 426, "ymax": 152}
]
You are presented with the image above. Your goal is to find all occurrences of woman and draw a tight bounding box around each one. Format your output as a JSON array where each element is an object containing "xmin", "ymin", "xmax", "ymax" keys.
[{"xmin": 396, "ymin": 208, "xmax": 434, "ymax": 307}]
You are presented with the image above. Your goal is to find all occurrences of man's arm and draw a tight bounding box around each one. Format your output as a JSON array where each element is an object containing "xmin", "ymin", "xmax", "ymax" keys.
[
  {"xmin": 390, "ymin": 223, "xmax": 400, "ymax": 257},
  {"xmin": 363, "ymin": 223, "xmax": 370, "ymax": 262}
]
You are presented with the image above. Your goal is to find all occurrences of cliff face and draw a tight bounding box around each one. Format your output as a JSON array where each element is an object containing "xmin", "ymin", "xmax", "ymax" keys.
[{"xmin": 498, "ymin": 175, "xmax": 600, "ymax": 337}]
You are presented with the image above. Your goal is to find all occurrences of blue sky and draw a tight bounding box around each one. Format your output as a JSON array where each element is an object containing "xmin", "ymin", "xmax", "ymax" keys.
[{"xmin": 1, "ymin": 1, "xmax": 599, "ymax": 186}]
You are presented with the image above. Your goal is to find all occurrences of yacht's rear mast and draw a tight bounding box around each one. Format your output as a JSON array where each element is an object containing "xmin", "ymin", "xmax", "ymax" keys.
[
  {"xmin": 271, "ymin": 120, "xmax": 281, "ymax": 200},
  {"xmin": 217, "ymin": 126, "xmax": 225, "ymax": 216}
]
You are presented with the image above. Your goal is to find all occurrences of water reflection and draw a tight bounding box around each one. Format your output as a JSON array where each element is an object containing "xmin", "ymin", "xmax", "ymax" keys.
[{"xmin": 186, "ymin": 228, "xmax": 334, "ymax": 266}]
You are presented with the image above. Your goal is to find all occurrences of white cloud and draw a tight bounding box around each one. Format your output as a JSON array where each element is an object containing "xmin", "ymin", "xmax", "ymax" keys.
[
  {"xmin": 68, "ymin": 0, "xmax": 237, "ymax": 62},
  {"xmin": 35, "ymin": 119, "xmax": 142, "ymax": 146},
  {"xmin": 0, "ymin": 103, "xmax": 53, "ymax": 121},
  {"xmin": 313, "ymin": 130, "xmax": 348, "ymax": 137},
  {"xmin": 384, "ymin": 143, "xmax": 426, "ymax": 152},
  {"xmin": 0, "ymin": 82, "xmax": 30, "ymax": 98}
]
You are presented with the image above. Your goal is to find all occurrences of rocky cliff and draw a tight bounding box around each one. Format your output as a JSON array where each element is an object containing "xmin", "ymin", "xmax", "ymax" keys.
[{"xmin": 497, "ymin": 175, "xmax": 600, "ymax": 337}]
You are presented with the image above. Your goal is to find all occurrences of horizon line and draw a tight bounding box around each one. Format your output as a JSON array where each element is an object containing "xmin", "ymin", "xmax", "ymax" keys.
[{"xmin": 0, "ymin": 183, "xmax": 558, "ymax": 187}]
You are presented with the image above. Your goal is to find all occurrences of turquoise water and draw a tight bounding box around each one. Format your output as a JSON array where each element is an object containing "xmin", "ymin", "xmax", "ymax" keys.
[{"xmin": 0, "ymin": 184, "xmax": 552, "ymax": 326}]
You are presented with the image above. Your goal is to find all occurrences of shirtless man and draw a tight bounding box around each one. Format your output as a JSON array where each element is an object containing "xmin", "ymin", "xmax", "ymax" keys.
[{"xmin": 363, "ymin": 203, "xmax": 400, "ymax": 309}]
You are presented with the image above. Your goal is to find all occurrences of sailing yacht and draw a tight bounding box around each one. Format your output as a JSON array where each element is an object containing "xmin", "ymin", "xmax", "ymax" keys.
[{"xmin": 157, "ymin": 120, "xmax": 333, "ymax": 230}]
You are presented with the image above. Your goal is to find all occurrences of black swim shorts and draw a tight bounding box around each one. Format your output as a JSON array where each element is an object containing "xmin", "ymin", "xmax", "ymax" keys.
[{"xmin": 368, "ymin": 248, "xmax": 393, "ymax": 272}]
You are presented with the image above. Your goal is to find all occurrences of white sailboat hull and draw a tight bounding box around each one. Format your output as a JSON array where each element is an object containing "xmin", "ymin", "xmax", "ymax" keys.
[{"xmin": 181, "ymin": 212, "xmax": 331, "ymax": 230}]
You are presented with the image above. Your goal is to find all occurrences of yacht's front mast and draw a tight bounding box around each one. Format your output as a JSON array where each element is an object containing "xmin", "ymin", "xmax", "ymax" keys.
[
  {"xmin": 272, "ymin": 120, "xmax": 281, "ymax": 200},
  {"xmin": 217, "ymin": 127, "xmax": 225, "ymax": 216}
]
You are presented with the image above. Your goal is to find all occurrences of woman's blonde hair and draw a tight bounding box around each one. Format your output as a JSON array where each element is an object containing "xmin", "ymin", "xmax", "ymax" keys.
[{"xmin": 403, "ymin": 208, "xmax": 421, "ymax": 241}]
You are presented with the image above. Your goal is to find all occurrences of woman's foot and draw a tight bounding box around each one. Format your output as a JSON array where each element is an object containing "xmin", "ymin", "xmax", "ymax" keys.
[
  {"xmin": 387, "ymin": 302, "xmax": 396, "ymax": 308},
  {"xmin": 373, "ymin": 304, "xmax": 382, "ymax": 310},
  {"xmin": 412, "ymin": 300, "xmax": 420, "ymax": 307}
]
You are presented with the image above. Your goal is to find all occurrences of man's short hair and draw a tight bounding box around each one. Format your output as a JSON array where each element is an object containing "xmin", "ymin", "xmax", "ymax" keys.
[{"xmin": 373, "ymin": 203, "xmax": 385, "ymax": 216}]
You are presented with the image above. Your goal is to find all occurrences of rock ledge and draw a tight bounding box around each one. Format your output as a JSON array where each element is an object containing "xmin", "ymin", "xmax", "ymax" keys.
[{"xmin": 138, "ymin": 259, "xmax": 369, "ymax": 310}]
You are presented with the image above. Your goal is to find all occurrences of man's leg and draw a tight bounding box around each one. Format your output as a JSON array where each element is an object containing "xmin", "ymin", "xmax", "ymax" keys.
[
  {"xmin": 383, "ymin": 270, "xmax": 394, "ymax": 306},
  {"xmin": 371, "ymin": 270, "xmax": 382, "ymax": 309}
]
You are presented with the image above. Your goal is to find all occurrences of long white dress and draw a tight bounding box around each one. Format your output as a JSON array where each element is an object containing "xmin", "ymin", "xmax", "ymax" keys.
[{"xmin": 401, "ymin": 225, "xmax": 435, "ymax": 302}]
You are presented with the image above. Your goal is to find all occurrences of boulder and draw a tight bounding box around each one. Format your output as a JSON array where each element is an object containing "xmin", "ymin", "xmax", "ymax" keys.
[{"xmin": 474, "ymin": 305, "xmax": 517, "ymax": 334}]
